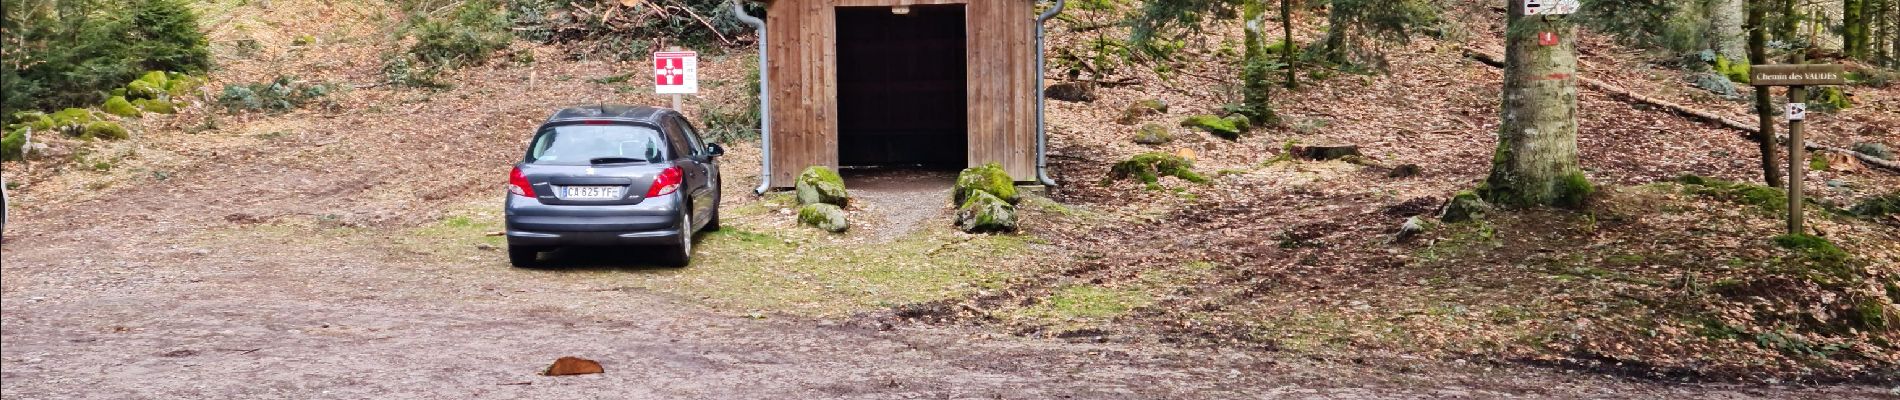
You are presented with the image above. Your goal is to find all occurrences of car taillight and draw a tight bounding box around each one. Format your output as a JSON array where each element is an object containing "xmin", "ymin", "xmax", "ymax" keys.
[
  {"xmin": 646, "ymin": 166, "xmax": 682, "ymax": 197},
  {"xmin": 509, "ymin": 166, "xmax": 535, "ymax": 197}
]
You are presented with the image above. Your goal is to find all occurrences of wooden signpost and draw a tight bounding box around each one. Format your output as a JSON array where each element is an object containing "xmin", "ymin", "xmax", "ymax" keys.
[{"xmin": 1750, "ymin": 61, "xmax": 1846, "ymax": 235}]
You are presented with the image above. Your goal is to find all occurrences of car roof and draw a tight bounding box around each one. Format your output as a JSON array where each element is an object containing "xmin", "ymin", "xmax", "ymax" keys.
[{"xmin": 544, "ymin": 105, "xmax": 674, "ymax": 124}]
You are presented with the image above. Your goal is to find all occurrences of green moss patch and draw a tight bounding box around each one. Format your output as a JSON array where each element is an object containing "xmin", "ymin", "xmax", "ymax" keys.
[
  {"xmin": 1180, "ymin": 114, "xmax": 1245, "ymax": 140},
  {"xmin": 1105, "ymin": 152, "xmax": 1207, "ymax": 190},
  {"xmin": 1676, "ymin": 175, "xmax": 1786, "ymax": 213},
  {"xmin": 82, "ymin": 121, "xmax": 128, "ymax": 140},
  {"xmin": 954, "ymin": 162, "xmax": 1018, "ymax": 206}
]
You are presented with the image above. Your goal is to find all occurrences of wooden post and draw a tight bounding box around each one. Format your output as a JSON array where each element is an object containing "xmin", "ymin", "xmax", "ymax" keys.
[
  {"xmin": 1785, "ymin": 52, "xmax": 1807, "ymax": 235},
  {"xmin": 1787, "ymin": 85, "xmax": 1805, "ymax": 234}
]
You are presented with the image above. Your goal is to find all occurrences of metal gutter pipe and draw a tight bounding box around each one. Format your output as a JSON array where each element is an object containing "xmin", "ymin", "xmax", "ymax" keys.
[
  {"xmin": 733, "ymin": 1, "xmax": 772, "ymax": 194},
  {"xmin": 1034, "ymin": 0, "xmax": 1064, "ymax": 186}
]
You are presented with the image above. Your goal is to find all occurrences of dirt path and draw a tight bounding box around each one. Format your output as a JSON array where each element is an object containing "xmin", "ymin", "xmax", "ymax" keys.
[
  {"xmin": 0, "ymin": 171, "xmax": 1889, "ymax": 399},
  {"xmin": 840, "ymin": 169, "xmax": 957, "ymax": 241}
]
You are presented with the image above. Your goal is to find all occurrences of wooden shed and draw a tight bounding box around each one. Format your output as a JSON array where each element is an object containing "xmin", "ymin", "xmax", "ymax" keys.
[{"xmin": 744, "ymin": 0, "xmax": 1049, "ymax": 187}]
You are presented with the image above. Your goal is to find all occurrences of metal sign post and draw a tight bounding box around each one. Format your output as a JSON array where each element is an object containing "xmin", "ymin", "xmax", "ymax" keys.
[{"xmin": 1749, "ymin": 59, "xmax": 1844, "ymax": 235}]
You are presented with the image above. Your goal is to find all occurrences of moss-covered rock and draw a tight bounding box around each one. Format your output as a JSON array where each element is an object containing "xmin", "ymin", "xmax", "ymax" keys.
[
  {"xmin": 1181, "ymin": 115, "xmax": 1243, "ymax": 140},
  {"xmin": 1224, "ymin": 113, "xmax": 1252, "ymax": 132},
  {"xmin": 797, "ymin": 203, "xmax": 849, "ymax": 233},
  {"xmin": 127, "ymin": 77, "xmax": 167, "ymax": 100},
  {"xmin": 1116, "ymin": 99, "xmax": 1168, "ymax": 125},
  {"xmin": 955, "ymin": 190, "xmax": 1016, "ymax": 233},
  {"xmin": 165, "ymin": 73, "xmax": 205, "ymax": 98},
  {"xmin": 795, "ymin": 166, "xmax": 849, "ymax": 207},
  {"xmin": 134, "ymin": 99, "xmax": 177, "ymax": 114},
  {"xmin": 1439, "ymin": 190, "xmax": 1490, "ymax": 223},
  {"xmin": 1132, "ymin": 124, "xmax": 1172, "ymax": 145},
  {"xmin": 103, "ymin": 96, "xmax": 141, "ymax": 117},
  {"xmin": 1, "ymin": 127, "xmax": 26, "ymax": 161},
  {"xmin": 49, "ymin": 108, "xmax": 95, "ymax": 135},
  {"xmin": 83, "ymin": 121, "xmax": 129, "ymax": 140},
  {"xmin": 14, "ymin": 112, "xmax": 56, "ymax": 131},
  {"xmin": 1849, "ymin": 193, "xmax": 1900, "ymax": 218},
  {"xmin": 1105, "ymin": 152, "xmax": 1206, "ymax": 190},
  {"xmin": 954, "ymin": 162, "xmax": 1018, "ymax": 205}
]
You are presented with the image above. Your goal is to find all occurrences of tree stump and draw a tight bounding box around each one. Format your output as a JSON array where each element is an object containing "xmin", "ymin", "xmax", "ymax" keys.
[{"xmin": 1291, "ymin": 144, "xmax": 1362, "ymax": 160}]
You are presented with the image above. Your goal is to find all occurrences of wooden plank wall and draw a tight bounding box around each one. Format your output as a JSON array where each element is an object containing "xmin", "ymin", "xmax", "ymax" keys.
[{"xmin": 766, "ymin": 0, "xmax": 1036, "ymax": 186}]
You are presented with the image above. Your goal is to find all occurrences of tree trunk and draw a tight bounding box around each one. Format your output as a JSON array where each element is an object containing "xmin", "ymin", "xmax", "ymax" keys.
[
  {"xmin": 1748, "ymin": 0, "xmax": 1784, "ymax": 187},
  {"xmin": 1282, "ymin": 0, "xmax": 1296, "ymax": 88},
  {"xmin": 1846, "ymin": 0, "xmax": 1871, "ymax": 59},
  {"xmin": 1777, "ymin": 0, "xmax": 1799, "ymax": 40},
  {"xmin": 1241, "ymin": 0, "xmax": 1279, "ymax": 124},
  {"xmin": 1889, "ymin": 0, "xmax": 1900, "ymax": 67},
  {"xmin": 1710, "ymin": 0, "xmax": 1749, "ymax": 62},
  {"xmin": 1321, "ymin": 2, "xmax": 1347, "ymax": 64},
  {"xmin": 1481, "ymin": 3, "xmax": 1591, "ymax": 208}
]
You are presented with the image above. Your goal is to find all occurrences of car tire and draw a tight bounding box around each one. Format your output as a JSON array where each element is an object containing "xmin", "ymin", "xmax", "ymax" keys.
[
  {"xmin": 508, "ymin": 245, "xmax": 545, "ymax": 268},
  {"xmin": 666, "ymin": 209, "xmax": 693, "ymax": 268},
  {"xmin": 704, "ymin": 205, "xmax": 721, "ymax": 232}
]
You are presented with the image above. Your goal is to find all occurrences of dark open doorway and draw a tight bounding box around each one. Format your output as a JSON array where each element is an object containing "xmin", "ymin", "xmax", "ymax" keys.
[{"xmin": 834, "ymin": 5, "xmax": 967, "ymax": 169}]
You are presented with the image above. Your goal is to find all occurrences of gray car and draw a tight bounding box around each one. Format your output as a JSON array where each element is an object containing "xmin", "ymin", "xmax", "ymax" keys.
[{"xmin": 504, "ymin": 105, "xmax": 724, "ymax": 267}]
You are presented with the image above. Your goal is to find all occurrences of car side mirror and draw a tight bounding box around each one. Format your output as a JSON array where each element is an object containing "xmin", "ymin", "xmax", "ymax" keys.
[{"xmin": 707, "ymin": 143, "xmax": 725, "ymax": 157}]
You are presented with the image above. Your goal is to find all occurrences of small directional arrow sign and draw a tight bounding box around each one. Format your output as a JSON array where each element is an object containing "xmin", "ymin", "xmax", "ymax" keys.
[
  {"xmin": 1525, "ymin": 0, "xmax": 1581, "ymax": 15},
  {"xmin": 1786, "ymin": 103, "xmax": 1807, "ymax": 121}
]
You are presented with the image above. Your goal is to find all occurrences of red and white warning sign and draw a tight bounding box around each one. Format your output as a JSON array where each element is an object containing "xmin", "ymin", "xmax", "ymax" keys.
[{"xmin": 654, "ymin": 51, "xmax": 698, "ymax": 95}]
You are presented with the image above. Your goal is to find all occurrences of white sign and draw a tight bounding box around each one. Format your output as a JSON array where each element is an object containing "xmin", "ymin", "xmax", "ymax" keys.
[
  {"xmin": 1786, "ymin": 103, "xmax": 1806, "ymax": 121},
  {"xmin": 1524, "ymin": 0, "xmax": 1580, "ymax": 15},
  {"xmin": 654, "ymin": 51, "xmax": 698, "ymax": 95}
]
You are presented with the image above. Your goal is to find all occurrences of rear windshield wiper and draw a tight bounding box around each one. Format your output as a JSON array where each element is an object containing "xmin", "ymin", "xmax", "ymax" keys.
[{"xmin": 589, "ymin": 157, "xmax": 647, "ymax": 165}]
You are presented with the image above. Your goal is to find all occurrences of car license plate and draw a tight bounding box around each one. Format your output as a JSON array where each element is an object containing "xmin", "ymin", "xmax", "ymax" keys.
[{"xmin": 563, "ymin": 186, "xmax": 620, "ymax": 200}]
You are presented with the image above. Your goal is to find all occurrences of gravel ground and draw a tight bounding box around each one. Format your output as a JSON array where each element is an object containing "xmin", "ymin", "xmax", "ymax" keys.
[{"xmin": 1, "ymin": 157, "xmax": 1893, "ymax": 399}]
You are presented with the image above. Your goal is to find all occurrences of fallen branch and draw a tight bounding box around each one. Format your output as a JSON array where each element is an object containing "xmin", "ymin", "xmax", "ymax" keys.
[{"xmin": 1459, "ymin": 47, "xmax": 1900, "ymax": 174}]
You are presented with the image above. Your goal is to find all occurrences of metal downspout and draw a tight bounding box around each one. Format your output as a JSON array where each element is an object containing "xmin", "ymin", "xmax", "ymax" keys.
[
  {"xmin": 734, "ymin": 1, "xmax": 772, "ymax": 194},
  {"xmin": 1034, "ymin": 0, "xmax": 1065, "ymax": 186}
]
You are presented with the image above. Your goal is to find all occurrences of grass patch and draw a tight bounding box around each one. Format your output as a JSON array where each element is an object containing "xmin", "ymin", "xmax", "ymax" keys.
[
  {"xmin": 1027, "ymin": 285, "xmax": 1153, "ymax": 321},
  {"xmin": 1675, "ymin": 175, "xmax": 1787, "ymax": 214}
]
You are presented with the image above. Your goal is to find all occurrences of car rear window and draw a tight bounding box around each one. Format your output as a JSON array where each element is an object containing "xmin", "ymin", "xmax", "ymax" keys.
[{"xmin": 526, "ymin": 124, "xmax": 667, "ymax": 165}]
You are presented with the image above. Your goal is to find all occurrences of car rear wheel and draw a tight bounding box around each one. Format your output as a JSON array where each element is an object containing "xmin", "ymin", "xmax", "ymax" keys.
[
  {"xmin": 509, "ymin": 245, "xmax": 546, "ymax": 268},
  {"xmin": 666, "ymin": 210, "xmax": 693, "ymax": 268}
]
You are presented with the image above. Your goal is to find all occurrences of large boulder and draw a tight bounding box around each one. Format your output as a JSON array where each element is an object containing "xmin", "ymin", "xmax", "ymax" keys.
[
  {"xmin": 954, "ymin": 162, "xmax": 1018, "ymax": 206},
  {"xmin": 798, "ymin": 203, "xmax": 849, "ymax": 233},
  {"xmin": 1045, "ymin": 82, "xmax": 1097, "ymax": 102},
  {"xmin": 1116, "ymin": 99, "xmax": 1168, "ymax": 125},
  {"xmin": 955, "ymin": 190, "xmax": 1016, "ymax": 233},
  {"xmin": 1132, "ymin": 124, "xmax": 1172, "ymax": 145},
  {"xmin": 795, "ymin": 166, "xmax": 849, "ymax": 207}
]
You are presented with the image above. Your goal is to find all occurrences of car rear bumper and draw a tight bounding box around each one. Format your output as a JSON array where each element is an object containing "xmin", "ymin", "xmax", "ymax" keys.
[
  {"xmin": 504, "ymin": 192, "xmax": 684, "ymax": 246},
  {"xmin": 505, "ymin": 227, "xmax": 681, "ymax": 247}
]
